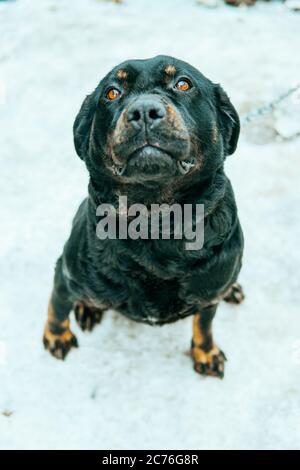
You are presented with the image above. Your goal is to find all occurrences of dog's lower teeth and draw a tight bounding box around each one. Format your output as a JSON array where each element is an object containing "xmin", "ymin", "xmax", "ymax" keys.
[
  {"xmin": 113, "ymin": 164, "xmax": 125, "ymax": 176},
  {"xmin": 178, "ymin": 160, "xmax": 195, "ymax": 174}
]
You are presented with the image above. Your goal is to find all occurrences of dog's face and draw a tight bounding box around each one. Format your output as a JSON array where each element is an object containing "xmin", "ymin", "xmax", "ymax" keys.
[{"xmin": 74, "ymin": 55, "xmax": 240, "ymax": 185}]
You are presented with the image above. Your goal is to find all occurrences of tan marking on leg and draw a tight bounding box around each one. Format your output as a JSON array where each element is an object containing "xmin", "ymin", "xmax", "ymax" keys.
[
  {"xmin": 192, "ymin": 344, "xmax": 221, "ymax": 364},
  {"xmin": 191, "ymin": 343, "xmax": 226, "ymax": 378},
  {"xmin": 44, "ymin": 319, "xmax": 72, "ymax": 343},
  {"xmin": 191, "ymin": 312, "xmax": 226, "ymax": 378},
  {"xmin": 43, "ymin": 301, "xmax": 78, "ymax": 360},
  {"xmin": 47, "ymin": 301, "xmax": 67, "ymax": 325},
  {"xmin": 192, "ymin": 313, "xmax": 206, "ymax": 347}
]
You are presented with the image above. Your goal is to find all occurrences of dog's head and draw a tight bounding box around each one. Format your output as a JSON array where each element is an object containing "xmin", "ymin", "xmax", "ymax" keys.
[{"xmin": 74, "ymin": 55, "xmax": 239, "ymax": 186}]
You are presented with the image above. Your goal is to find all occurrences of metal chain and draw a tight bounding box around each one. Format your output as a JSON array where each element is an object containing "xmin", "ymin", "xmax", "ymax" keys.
[{"xmin": 241, "ymin": 83, "xmax": 300, "ymax": 126}]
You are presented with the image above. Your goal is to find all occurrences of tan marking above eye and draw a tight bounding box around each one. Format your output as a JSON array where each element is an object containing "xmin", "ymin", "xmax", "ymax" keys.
[
  {"xmin": 175, "ymin": 79, "xmax": 191, "ymax": 92},
  {"xmin": 165, "ymin": 64, "xmax": 176, "ymax": 76},
  {"xmin": 117, "ymin": 69, "xmax": 128, "ymax": 80},
  {"xmin": 106, "ymin": 88, "xmax": 121, "ymax": 101}
]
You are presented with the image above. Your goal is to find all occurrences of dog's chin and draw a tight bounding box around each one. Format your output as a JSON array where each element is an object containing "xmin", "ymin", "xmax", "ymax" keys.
[{"xmin": 111, "ymin": 145, "xmax": 195, "ymax": 181}]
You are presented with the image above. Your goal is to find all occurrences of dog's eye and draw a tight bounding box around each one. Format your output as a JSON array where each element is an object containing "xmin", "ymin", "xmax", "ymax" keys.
[
  {"xmin": 175, "ymin": 79, "xmax": 192, "ymax": 92},
  {"xmin": 106, "ymin": 88, "xmax": 121, "ymax": 101}
]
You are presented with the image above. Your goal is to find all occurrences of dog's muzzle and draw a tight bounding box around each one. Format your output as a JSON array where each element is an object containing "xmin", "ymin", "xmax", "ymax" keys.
[{"xmin": 110, "ymin": 95, "xmax": 194, "ymax": 179}]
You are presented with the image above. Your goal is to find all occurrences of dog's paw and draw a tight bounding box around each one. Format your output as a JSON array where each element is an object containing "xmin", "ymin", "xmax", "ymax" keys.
[
  {"xmin": 192, "ymin": 344, "xmax": 227, "ymax": 379},
  {"xmin": 43, "ymin": 320, "xmax": 78, "ymax": 360},
  {"xmin": 223, "ymin": 282, "xmax": 245, "ymax": 305},
  {"xmin": 225, "ymin": 0, "xmax": 256, "ymax": 6},
  {"xmin": 74, "ymin": 302, "xmax": 103, "ymax": 332}
]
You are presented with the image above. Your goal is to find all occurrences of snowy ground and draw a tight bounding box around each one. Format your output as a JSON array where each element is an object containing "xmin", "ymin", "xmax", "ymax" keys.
[{"xmin": 1, "ymin": 0, "xmax": 300, "ymax": 450}]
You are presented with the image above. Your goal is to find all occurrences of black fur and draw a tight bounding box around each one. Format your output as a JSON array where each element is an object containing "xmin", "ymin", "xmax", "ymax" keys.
[{"xmin": 50, "ymin": 55, "xmax": 243, "ymax": 330}]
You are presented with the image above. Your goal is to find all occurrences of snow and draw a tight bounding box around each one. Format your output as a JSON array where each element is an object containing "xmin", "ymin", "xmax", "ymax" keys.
[{"xmin": 0, "ymin": 0, "xmax": 300, "ymax": 450}]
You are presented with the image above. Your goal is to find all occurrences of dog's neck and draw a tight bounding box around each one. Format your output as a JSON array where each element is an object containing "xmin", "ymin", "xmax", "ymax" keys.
[{"xmin": 87, "ymin": 167, "xmax": 227, "ymax": 215}]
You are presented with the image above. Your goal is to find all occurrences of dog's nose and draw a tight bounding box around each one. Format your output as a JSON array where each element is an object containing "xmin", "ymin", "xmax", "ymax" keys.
[{"xmin": 127, "ymin": 98, "xmax": 166, "ymax": 129}]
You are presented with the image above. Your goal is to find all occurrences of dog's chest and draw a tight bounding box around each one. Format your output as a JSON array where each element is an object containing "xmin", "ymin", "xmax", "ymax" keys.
[
  {"xmin": 101, "ymin": 244, "xmax": 198, "ymax": 324},
  {"xmin": 117, "ymin": 270, "xmax": 191, "ymax": 325}
]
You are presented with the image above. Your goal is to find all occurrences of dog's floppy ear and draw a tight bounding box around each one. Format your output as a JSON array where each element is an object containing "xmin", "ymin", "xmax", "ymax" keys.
[
  {"xmin": 73, "ymin": 91, "xmax": 97, "ymax": 160},
  {"xmin": 214, "ymin": 85, "xmax": 240, "ymax": 156}
]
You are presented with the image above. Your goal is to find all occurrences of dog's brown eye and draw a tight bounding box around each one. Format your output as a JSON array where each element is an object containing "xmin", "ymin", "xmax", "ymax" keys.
[
  {"xmin": 106, "ymin": 88, "xmax": 121, "ymax": 101},
  {"xmin": 175, "ymin": 79, "xmax": 191, "ymax": 92}
]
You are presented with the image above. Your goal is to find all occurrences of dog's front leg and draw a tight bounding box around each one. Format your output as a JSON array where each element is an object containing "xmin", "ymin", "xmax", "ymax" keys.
[
  {"xmin": 43, "ymin": 257, "xmax": 78, "ymax": 360},
  {"xmin": 191, "ymin": 305, "xmax": 226, "ymax": 378}
]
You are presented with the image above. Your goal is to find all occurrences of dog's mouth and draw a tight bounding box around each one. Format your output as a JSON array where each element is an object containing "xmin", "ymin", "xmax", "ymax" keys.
[
  {"xmin": 111, "ymin": 145, "xmax": 195, "ymax": 178},
  {"xmin": 177, "ymin": 158, "xmax": 196, "ymax": 175}
]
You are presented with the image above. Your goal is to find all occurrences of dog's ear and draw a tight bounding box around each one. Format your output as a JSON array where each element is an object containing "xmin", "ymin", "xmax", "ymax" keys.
[
  {"xmin": 214, "ymin": 85, "xmax": 240, "ymax": 156},
  {"xmin": 73, "ymin": 91, "xmax": 97, "ymax": 160}
]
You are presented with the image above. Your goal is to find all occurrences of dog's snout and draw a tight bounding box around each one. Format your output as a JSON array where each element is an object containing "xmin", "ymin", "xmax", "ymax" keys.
[{"xmin": 127, "ymin": 98, "xmax": 166, "ymax": 129}]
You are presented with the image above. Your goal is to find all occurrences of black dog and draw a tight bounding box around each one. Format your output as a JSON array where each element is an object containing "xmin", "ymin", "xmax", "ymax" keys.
[{"xmin": 43, "ymin": 55, "xmax": 244, "ymax": 378}]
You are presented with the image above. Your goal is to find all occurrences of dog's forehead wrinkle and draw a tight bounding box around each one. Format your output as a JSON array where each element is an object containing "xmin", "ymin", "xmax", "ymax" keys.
[{"xmin": 135, "ymin": 68, "xmax": 158, "ymax": 89}]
